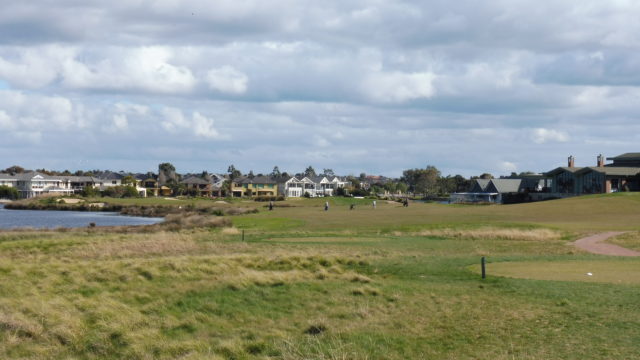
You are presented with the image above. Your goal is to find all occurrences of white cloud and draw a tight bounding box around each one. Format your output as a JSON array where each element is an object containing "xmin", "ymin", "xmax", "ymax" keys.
[
  {"xmin": 0, "ymin": 46, "xmax": 71, "ymax": 89},
  {"xmin": 313, "ymin": 135, "xmax": 330, "ymax": 147},
  {"xmin": 206, "ymin": 66, "xmax": 249, "ymax": 94},
  {"xmin": 161, "ymin": 107, "xmax": 221, "ymax": 139},
  {"xmin": 500, "ymin": 161, "xmax": 518, "ymax": 173},
  {"xmin": 0, "ymin": 90, "xmax": 76, "ymax": 129},
  {"xmin": 192, "ymin": 112, "xmax": 220, "ymax": 139},
  {"xmin": 161, "ymin": 107, "xmax": 190, "ymax": 133},
  {"xmin": 531, "ymin": 128, "xmax": 569, "ymax": 144},
  {"xmin": 113, "ymin": 114, "xmax": 128, "ymax": 131},
  {"xmin": 0, "ymin": 110, "xmax": 13, "ymax": 129},
  {"xmin": 362, "ymin": 71, "xmax": 435, "ymax": 103}
]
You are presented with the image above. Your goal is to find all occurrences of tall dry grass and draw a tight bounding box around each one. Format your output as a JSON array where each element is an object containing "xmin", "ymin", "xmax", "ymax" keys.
[{"xmin": 395, "ymin": 227, "xmax": 562, "ymax": 241}]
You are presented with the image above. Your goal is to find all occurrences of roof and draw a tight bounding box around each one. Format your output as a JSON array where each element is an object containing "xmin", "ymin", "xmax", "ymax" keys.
[
  {"xmin": 309, "ymin": 176, "xmax": 328, "ymax": 183},
  {"xmin": 12, "ymin": 172, "xmax": 55, "ymax": 181},
  {"xmin": 544, "ymin": 167, "xmax": 584, "ymax": 176},
  {"xmin": 575, "ymin": 167, "xmax": 640, "ymax": 176},
  {"xmin": 471, "ymin": 179, "xmax": 491, "ymax": 191},
  {"xmin": 487, "ymin": 179, "xmax": 522, "ymax": 193},
  {"xmin": 237, "ymin": 176, "xmax": 277, "ymax": 185},
  {"xmin": 607, "ymin": 153, "xmax": 640, "ymax": 161},
  {"xmin": 134, "ymin": 173, "xmax": 157, "ymax": 181},
  {"xmin": 181, "ymin": 176, "xmax": 210, "ymax": 185},
  {"xmin": 97, "ymin": 171, "xmax": 124, "ymax": 180}
]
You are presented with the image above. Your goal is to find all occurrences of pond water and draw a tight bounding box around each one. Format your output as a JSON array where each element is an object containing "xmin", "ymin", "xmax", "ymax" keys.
[{"xmin": 0, "ymin": 204, "xmax": 163, "ymax": 229}]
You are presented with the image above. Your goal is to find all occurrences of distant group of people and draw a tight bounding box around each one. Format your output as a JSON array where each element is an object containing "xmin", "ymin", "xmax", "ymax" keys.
[{"xmin": 273, "ymin": 198, "xmax": 409, "ymax": 212}]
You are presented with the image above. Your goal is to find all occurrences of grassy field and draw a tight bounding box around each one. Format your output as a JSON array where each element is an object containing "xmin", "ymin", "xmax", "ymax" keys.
[{"xmin": 1, "ymin": 194, "xmax": 640, "ymax": 359}]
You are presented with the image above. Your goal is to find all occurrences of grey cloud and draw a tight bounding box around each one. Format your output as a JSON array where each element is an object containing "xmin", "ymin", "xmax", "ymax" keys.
[{"xmin": 2, "ymin": 1, "xmax": 640, "ymax": 177}]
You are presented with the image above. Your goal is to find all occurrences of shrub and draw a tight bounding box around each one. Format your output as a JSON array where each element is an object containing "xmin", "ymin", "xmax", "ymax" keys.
[
  {"xmin": 102, "ymin": 185, "xmax": 141, "ymax": 198},
  {"xmin": 0, "ymin": 185, "xmax": 19, "ymax": 200},
  {"xmin": 81, "ymin": 186, "xmax": 100, "ymax": 197}
]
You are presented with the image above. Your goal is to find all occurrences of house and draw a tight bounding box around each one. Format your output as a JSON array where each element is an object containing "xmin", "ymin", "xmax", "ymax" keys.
[
  {"xmin": 545, "ymin": 154, "xmax": 640, "ymax": 195},
  {"xmin": 231, "ymin": 176, "xmax": 278, "ymax": 197},
  {"xmin": 94, "ymin": 171, "xmax": 123, "ymax": 188},
  {"xmin": 544, "ymin": 156, "xmax": 583, "ymax": 194},
  {"xmin": 281, "ymin": 177, "xmax": 308, "ymax": 197},
  {"xmin": 0, "ymin": 173, "xmax": 17, "ymax": 189},
  {"xmin": 11, "ymin": 172, "xmax": 75, "ymax": 198},
  {"xmin": 181, "ymin": 175, "xmax": 223, "ymax": 197},
  {"xmin": 134, "ymin": 173, "xmax": 171, "ymax": 197},
  {"xmin": 606, "ymin": 153, "xmax": 640, "ymax": 167},
  {"xmin": 575, "ymin": 167, "xmax": 640, "ymax": 193},
  {"xmin": 279, "ymin": 175, "xmax": 350, "ymax": 198}
]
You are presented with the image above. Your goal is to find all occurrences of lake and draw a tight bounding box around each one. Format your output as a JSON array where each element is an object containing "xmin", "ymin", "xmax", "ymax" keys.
[{"xmin": 0, "ymin": 204, "xmax": 163, "ymax": 229}]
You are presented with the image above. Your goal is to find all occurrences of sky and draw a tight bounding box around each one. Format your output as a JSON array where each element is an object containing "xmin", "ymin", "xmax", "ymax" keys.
[{"xmin": 1, "ymin": 1, "xmax": 640, "ymax": 177}]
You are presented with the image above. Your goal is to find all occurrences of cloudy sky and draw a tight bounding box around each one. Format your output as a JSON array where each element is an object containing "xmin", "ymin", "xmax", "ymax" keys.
[{"xmin": 1, "ymin": 1, "xmax": 640, "ymax": 177}]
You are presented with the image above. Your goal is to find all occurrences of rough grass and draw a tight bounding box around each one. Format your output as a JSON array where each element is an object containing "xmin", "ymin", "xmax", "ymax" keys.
[
  {"xmin": 606, "ymin": 231, "xmax": 640, "ymax": 251},
  {"xmin": 1, "ymin": 194, "xmax": 640, "ymax": 358},
  {"xmin": 393, "ymin": 227, "xmax": 563, "ymax": 241}
]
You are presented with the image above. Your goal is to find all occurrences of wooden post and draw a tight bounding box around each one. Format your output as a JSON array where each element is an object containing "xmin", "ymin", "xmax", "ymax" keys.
[
  {"xmin": 481, "ymin": 257, "xmax": 486, "ymax": 279},
  {"xmin": 242, "ymin": 230, "xmax": 245, "ymax": 242}
]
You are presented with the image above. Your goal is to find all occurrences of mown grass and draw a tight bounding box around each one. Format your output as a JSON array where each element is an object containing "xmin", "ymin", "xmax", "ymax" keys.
[{"xmin": 1, "ymin": 194, "xmax": 640, "ymax": 358}]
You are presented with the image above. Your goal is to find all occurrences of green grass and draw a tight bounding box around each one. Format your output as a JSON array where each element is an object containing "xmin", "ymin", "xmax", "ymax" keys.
[
  {"xmin": 475, "ymin": 258, "xmax": 640, "ymax": 284},
  {"xmin": 1, "ymin": 194, "xmax": 640, "ymax": 358}
]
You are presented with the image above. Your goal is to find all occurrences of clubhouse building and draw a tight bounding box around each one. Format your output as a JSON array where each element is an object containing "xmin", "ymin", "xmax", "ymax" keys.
[{"xmin": 455, "ymin": 152, "xmax": 640, "ymax": 203}]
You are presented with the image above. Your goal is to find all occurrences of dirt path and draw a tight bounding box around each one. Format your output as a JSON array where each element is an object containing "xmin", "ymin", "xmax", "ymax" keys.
[{"xmin": 574, "ymin": 232, "xmax": 640, "ymax": 257}]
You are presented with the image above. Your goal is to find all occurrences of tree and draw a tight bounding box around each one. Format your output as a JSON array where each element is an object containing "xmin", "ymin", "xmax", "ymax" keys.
[
  {"xmin": 248, "ymin": 170, "xmax": 255, "ymax": 179},
  {"xmin": 396, "ymin": 182, "xmax": 408, "ymax": 194},
  {"xmin": 271, "ymin": 166, "xmax": 281, "ymax": 178},
  {"xmin": 227, "ymin": 165, "xmax": 241, "ymax": 180},
  {"xmin": 402, "ymin": 166, "xmax": 440, "ymax": 196},
  {"xmin": 359, "ymin": 173, "xmax": 367, "ymax": 181},
  {"xmin": 322, "ymin": 168, "xmax": 335, "ymax": 177},
  {"xmin": 3, "ymin": 166, "xmax": 24, "ymax": 175},
  {"xmin": 304, "ymin": 166, "xmax": 316, "ymax": 178},
  {"xmin": 0, "ymin": 185, "xmax": 19, "ymax": 200},
  {"xmin": 479, "ymin": 173, "xmax": 494, "ymax": 179},
  {"xmin": 158, "ymin": 163, "xmax": 177, "ymax": 185},
  {"xmin": 122, "ymin": 175, "xmax": 137, "ymax": 186}
]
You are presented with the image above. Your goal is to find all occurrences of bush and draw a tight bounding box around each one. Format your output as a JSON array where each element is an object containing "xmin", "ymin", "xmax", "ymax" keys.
[
  {"xmin": 102, "ymin": 185, "xmax": 141, "ymax": 198},
  {"xmin": 81, "ymin": 186, "xmax": 101, "ymax": 197},
  {"xmin": 0, "ymin": 185, "xmax": 19, "ymax": 200}
]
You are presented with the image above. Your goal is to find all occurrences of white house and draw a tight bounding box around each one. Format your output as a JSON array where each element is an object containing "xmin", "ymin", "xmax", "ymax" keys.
[
  {"xmin": 282, "ymin": 177, "xmax": 317, "ymax": 197},
  {"xmin": 282, "ymin": 175, "xmax": 350, "ymax": 198},
  {"xmin": 0, "ymin": 172, "xmax": 148, "ymax": 198}
]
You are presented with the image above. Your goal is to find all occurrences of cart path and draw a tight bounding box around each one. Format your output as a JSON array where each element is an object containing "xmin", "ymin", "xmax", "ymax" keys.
[{"xmin": 574, "ymin": 232, "xmax": 640, "ymax": 257}]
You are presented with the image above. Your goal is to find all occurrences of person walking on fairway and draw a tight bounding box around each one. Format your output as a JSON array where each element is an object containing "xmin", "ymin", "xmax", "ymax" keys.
[
  {"xmin": 372, "ymin": 200, "xmax": 376, "ymax": 209},
  {"xmin": 324, "ymin": 201, "xmax": 329, "ymax": 211},
  {"xmin": 269, "ymin": 201, "xmax": 273, "ymax": 211}
]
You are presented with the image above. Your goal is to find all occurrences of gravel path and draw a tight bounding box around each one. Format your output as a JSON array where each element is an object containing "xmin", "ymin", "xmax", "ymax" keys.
[{"xmin": 574, "ymin": 232, "xmax": 640, "ymax": 257}]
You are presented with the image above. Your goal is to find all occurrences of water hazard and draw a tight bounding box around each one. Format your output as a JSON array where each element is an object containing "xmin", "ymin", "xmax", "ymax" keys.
[{"xmin": 0, "ymin": 203, "xmax": 163, "ymax": 229}]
